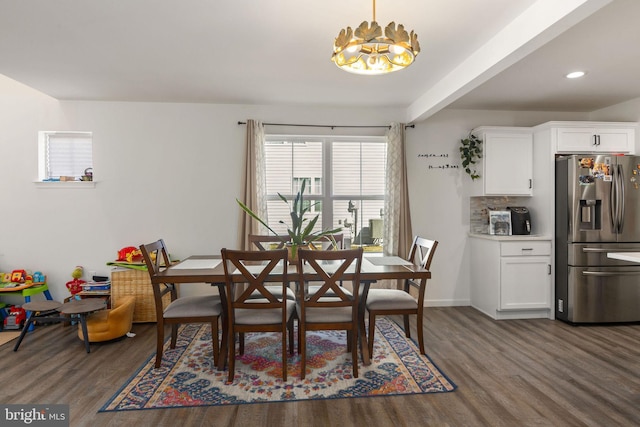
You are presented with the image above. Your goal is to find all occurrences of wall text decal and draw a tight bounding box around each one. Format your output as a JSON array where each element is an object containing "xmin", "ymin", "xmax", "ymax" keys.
[
  {"xmin": 418, "ymin": 153, "xmax": 460, "ymax": 170},
  {"xmin": 428, "ymin": 164, "xmax": 460, "ymax": 170},
  {"xmin": 418, "ymin": 153, "xmax": 449, "ymax": 158}
]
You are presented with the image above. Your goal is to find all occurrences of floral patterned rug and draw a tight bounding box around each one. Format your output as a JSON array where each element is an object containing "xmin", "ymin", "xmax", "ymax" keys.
[{"xmin": 100, "ymin": 317, "xmax": 456, "ymax": 411}]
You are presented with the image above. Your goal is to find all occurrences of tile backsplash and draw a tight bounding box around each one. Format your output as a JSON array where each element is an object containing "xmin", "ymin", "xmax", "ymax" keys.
[{"xmin": 470, "ymin": 196, "xmax": 531, "ymax": 234}]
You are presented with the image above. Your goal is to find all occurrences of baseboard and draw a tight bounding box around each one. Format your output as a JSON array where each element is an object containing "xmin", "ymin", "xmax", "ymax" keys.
[{"xmin": 423, "ymin": 299, "xmax": 470, "ymax": 307}]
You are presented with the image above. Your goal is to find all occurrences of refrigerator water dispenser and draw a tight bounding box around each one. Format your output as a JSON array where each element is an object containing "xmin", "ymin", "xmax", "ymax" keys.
[{"xmin": 579, "ymin": 199, "xmax": 601, "ymax": 230}]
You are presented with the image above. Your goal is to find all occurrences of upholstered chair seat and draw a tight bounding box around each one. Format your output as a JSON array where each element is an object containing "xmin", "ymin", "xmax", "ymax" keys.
[
  {"xmin": 365, "ymin": 289, "xmax": 417, "ymax": 311},
  {"xmin": 164, "ymin": 295, "xmax": 221, "ymax": 318}
]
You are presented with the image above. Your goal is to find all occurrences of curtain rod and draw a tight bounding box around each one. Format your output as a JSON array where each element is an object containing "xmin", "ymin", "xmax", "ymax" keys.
[{"xmin": 237, "ymin": 121, "xmax": 414, "ymax": 129}]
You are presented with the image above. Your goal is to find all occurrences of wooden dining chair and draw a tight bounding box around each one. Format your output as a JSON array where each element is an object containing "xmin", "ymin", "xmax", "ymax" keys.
[
  {"xmin": 221, "ymin": 248, "xmax": 296, "ymax": 383},
  {"xmin": 248, "ymin": 234, "xmax": 288, "ymax": 251},
  {"xmin": 309, "ymin": 233, "xmax": 344, "ymax": 250},
  {"xmin": 140, "ymin": 239, "xmax": 223, "ymax": 369},
  {"xmin": 307, "ymin": 233, "xmax": 349, "ymax": 295},
  {"xmin": 296, "ymin": 247, "xmax": 363, "ymax": 379},
  {"xmin": 365, "ymin": 236, "xmax": 438, "ymax": 356},
  {"xmin": 246, "ymin": 234, "xmax": 296, "ymax": 301}
]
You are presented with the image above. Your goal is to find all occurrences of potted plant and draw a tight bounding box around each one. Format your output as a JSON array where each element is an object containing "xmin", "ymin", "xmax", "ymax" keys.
[
  {"xmin": 460, "ymin": 133, "xmax": 483, "ymax": 180},
  {"xmin": 237, "ymin": 180, "xmax": 342, "ymax": 262}
]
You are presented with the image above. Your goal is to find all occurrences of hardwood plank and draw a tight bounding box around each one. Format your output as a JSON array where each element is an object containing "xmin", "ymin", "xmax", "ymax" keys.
[{"xmin": 1, "ymin": 307, "xmax": 638, "ymax": 426}]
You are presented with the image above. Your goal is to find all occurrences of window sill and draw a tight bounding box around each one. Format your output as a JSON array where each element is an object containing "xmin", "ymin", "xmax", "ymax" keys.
[{"xmin": 34, "ymin": 181, "xmax": 96, "ymax": 189}]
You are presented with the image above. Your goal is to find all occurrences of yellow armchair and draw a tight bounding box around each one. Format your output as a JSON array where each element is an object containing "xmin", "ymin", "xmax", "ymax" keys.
[{"xmin": 78, "ymin": 295, "xmax": 136, "ymax": 343}]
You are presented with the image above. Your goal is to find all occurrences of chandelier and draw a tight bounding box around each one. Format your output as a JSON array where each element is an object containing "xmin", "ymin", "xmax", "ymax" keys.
[{"xmin": 331, "ymin": 0, "xmax": 420, "ymax": 75}]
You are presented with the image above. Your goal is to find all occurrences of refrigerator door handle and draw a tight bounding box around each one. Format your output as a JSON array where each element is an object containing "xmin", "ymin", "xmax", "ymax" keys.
[
  {"xmin": 582, "ymin": 270, "xmax": 640, "ymax": 277},
  {"xmin": 617, "ymin": 164, "xmax": 625, "ymax": 233},
  {"xmin": 610, "ymin": 165, "xmax": 618, "ymax": 231},
  {"xmin": 581, "ymin": 247, "xmax": 640, "ymax": 253}
]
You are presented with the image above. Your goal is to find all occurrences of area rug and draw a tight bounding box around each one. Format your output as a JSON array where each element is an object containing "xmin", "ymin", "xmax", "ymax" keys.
[
  {"xmin": 0, "ymin": 331, "xmax": 21, "ymax": 347},
  {"xmin": 100, "ymin": 317, "xmax": 456, "ymax": 411}
]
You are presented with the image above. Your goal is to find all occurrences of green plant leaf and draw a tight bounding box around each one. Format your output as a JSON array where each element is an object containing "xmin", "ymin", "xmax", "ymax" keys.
[
  {"xmin": 238, "ymin": 178, "xmax": 343, "ymax": 245},
  {"xmin": 460, "ymin": 133, "xmax": 483, "ymax": 180},
  {"xmin": 236, "ymin": 199, "xmax": 279, "ymax": 236}
]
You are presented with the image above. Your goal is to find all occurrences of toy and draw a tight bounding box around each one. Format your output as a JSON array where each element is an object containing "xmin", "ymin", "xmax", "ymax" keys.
[
  {"xmin": 32, "ymin": 271, "xmax": 45, "ymax": 283},
  {"xmin": 117, "ymin": 246, "xmax": 143, "ymax": 263},
  {"xmin": 66, "ymin": 265, "xmax": 86, "ymax": 295},
  {"xmin": 4, "ymin": 306, "xmax": 27, "ymax": 330},
  {"xmin": 11, "ymin": 270, "xmax": 26, "ymax": 283}
]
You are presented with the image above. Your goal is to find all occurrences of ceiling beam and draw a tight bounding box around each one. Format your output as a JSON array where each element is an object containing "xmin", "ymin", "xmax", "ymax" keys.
[{"xmin": 406, "ymin": 0, "xmax": 613, "ymax": 123}]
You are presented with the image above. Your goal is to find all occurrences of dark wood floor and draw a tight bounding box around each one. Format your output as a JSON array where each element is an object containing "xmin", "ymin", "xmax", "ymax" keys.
[{"xmin": 2, "ymin": 306, "xmax": 639, "ymax": 427}]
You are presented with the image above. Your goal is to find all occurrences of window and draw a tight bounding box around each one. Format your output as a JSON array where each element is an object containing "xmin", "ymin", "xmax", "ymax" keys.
[
  {"xmin": 38, "ymin": 131, "xmax": 93, "ymax": 182},
  {"xmin": 264, "ymin": 135, "xmax": 386, "ymax": 249}
]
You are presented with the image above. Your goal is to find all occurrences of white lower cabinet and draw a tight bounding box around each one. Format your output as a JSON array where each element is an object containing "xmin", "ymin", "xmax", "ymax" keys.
[{"xmin": 471, "ymin": 236, "xmax": 552, "ymax": 320}]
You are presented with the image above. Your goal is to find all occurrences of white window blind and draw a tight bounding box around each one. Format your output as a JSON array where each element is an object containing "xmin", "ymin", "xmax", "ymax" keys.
[{"xmin": 38, "ymin": 131, "xmax": 93, "ymax": 181}]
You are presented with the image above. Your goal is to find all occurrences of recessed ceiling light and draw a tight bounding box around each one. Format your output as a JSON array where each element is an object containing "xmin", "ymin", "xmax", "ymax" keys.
[{"xmin": 566, "ymin": 71, "xmax": 586, "ymax": 79}]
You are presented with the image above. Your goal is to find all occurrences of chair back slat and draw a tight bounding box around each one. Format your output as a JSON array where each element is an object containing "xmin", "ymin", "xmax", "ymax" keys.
[
  {"xmin": 297, "ymin": 248, "xmax": 362, "ymax": 308},
  {"xmin": 140, "ymin": 239, "xmax": 177, "ymax": 303},
  {"xmin": 221, "ymin": 248, "xmax": 289, "ymax": 311},
  {"xmin": 405, "ymin": 237, "xmax": 438, "ymax": 293},
  {"xmin": 408, "ymin": 237, "xmax": 438, "ymax": 270}
]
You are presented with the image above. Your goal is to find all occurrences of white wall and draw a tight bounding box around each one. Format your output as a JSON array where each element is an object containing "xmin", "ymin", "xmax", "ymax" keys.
[
  {"xmin": 3, "ymin": 71, "xmax": 640, "ymax": 307},
  {"xmin": 0, "ymin": 74, "xmax": 404, "ymax": 301},
  {"xmin": 590, "ymin": 98, "xmax": 640, "ymax": 123}
]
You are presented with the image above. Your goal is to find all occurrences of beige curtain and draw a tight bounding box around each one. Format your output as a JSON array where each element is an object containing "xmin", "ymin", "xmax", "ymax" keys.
[
  {"xmin": 237, "ymin": 120, "xmax": 266, "ymax": 249},
  {"xmin": 384, "ymin": 122, "xmax": 413, "ymax": 259}
]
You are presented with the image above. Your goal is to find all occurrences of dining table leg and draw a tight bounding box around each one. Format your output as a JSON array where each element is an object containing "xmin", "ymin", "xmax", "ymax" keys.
[
  {"xmin": 358, "ymin": 282, "xmax": 371, "ymax": 366},
  {"xmin": 215, "ymin": 283, "xmax": 229, "ymax": 371}
]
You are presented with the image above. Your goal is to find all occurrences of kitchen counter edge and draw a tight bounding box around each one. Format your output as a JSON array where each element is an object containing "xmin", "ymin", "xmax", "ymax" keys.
[{"xmin": 468, "ymin": 233, "xmax": 552, "ymax": 241}]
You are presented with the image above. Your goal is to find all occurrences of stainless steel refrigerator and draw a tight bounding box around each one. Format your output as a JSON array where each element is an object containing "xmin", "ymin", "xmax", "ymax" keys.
[{"xmin": 555, "ymin": 154, "xmax": 640, "ymax": 323}]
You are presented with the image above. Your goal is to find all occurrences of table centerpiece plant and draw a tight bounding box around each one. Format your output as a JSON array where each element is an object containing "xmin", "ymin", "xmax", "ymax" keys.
[{"xmin": 237, "ymin": 180, "xmax": 342, "ymax": 262}]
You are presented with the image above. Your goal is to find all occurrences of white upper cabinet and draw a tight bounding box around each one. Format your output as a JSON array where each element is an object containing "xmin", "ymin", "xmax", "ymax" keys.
[
  {"xmin": 474, "ymin": 127, "xmax": 533, "ymax": 196},
  {"xmin": 547, "ymin": 122, "xmax": 637, "ymax": 154}
]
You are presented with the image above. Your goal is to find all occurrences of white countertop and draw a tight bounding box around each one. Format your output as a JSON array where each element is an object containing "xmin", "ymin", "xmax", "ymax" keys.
[
  {"xmin": 468, "ymin": 233, "xmax": 551, "ymax": 241},
  {"xmin": 607, "ymin": 252, "xmax": 640, "ymax": 263}
]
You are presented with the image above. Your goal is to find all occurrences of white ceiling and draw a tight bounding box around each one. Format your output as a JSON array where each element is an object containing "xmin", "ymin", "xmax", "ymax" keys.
[{"xmin": 0, "ymin": 0, "xmax": 637, "ymax": 122}]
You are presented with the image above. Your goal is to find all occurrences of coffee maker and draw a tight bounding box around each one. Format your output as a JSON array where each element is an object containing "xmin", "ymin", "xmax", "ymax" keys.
[{"xmin": 508, "ymin": 207, "xmax": 531, "ymax": 235}]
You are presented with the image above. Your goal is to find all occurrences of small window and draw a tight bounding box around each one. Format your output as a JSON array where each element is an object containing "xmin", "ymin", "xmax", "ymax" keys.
[{"xmin": 38, "ymin": 131, "xmax": 93, "ymax": 182}]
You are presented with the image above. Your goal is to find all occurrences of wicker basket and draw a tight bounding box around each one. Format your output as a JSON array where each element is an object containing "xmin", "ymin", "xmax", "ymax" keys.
[{"xmin": 111, "ymin": 268, "xmax": 171, "ymax": 323}]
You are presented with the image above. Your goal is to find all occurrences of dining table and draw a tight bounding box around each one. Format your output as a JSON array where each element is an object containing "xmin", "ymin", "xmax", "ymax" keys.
[{"xmin": 151, "ymin": 254, "xmax": 431, "ymax": 367}]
